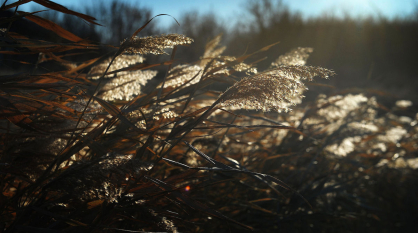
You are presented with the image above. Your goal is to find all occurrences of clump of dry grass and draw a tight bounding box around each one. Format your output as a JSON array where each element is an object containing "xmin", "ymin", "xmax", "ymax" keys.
[{"xmin": 1, "ymin": 1, "xmax": 417, "ymax": 233}]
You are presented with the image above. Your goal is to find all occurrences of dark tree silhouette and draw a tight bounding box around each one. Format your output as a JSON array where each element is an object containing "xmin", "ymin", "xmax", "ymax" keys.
[{"xmin": 87, "ymin": 0, "xmax": 158, "ymax": 45}]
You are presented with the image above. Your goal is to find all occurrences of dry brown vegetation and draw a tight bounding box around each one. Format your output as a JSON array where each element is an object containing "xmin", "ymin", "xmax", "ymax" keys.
[{"xmin": 1, "ymin": 1, "xmax": 418, "ymax": 232}]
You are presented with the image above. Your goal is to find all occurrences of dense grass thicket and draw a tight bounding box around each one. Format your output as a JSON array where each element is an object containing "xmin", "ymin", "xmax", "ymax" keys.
[{"xmin": 1, "ymin": 1, "xmax": 418, "ymax": 232}]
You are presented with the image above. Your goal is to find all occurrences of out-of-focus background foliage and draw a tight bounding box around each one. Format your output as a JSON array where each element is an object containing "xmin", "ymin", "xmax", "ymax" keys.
[{"xmin": 2, "ymin": 0, "xmax": 418, "ymax": 102}]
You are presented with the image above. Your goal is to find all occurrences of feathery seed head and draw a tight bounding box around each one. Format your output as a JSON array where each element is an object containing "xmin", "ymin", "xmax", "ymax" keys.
[
  {"xmin": 100, "ymin": 70, "xmax": 157, "ymax": 101},
  {"xmin": 162, "ymin": 65, "xmax": 202, "ymax": 89},
  {"xmin": 271, "ymin": 47, "xmax": 314, "ymax": 67},
  {"xmin": 218, "ymin": 65, "xmax": 335, "ymax": 112},
  {"xmin": 121, "ymin": 34, "xmax": 194, "ymax": 55},
  {"xmin": 219, "ymin": 74, "xmax": 302, "ymax": 112},
  {"xmin": 200, "ymin": 34, "xmax": 225, "ymax": 67},
  {"xmin": 89, "ymin": 55, "xmax": 145, "ymax": 79}
]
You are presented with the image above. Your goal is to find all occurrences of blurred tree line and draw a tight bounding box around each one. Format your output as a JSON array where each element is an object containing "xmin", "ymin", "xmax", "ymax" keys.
[{"xmin": 3, "ymin": 0, "xmax": 418, "ymax": 101}]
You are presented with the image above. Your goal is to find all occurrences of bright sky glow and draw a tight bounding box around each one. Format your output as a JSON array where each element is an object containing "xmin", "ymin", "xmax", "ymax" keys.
[{"xmin": 10, "ymin": 0, "xmax": 418, "ymax": 28}]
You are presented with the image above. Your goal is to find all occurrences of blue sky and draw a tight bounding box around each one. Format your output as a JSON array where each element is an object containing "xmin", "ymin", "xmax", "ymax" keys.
[{"xmin": 11, "ymin": 0, "xmax": 418, "ymax": 28}]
